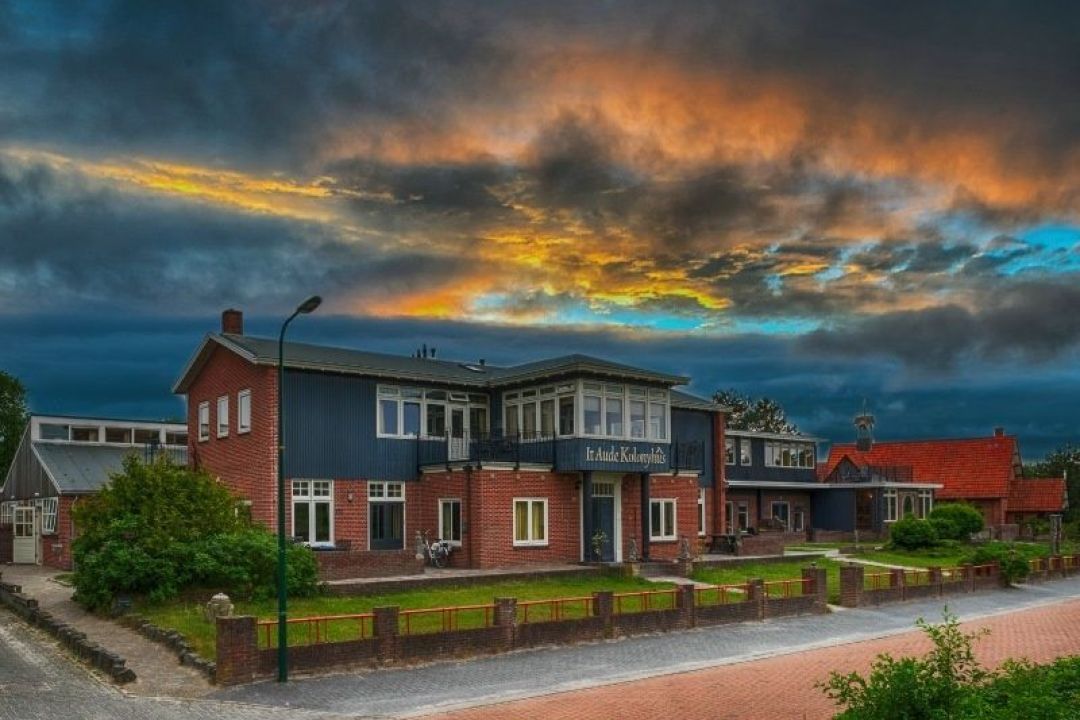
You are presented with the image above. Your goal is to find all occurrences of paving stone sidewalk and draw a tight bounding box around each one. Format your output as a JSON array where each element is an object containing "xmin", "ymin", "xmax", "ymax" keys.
[
  {"xmin": 1, "ymin": 564, "xmax": 213, "ymax": 698},
  {"xmin": 213, "ymin": 576, "xmax": 1080, "ymax": 719}
]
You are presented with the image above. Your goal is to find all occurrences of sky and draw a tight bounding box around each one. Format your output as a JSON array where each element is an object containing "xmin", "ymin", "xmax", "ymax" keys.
[{"xmin": 0, "ymin": 1, "xmax": 1078, "ymax": 459}]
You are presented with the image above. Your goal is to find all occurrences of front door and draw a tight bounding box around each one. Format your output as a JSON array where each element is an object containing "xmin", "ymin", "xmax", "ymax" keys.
[
  {"xmin": 589, "ymin": 480, "xmax": 617, "ymax": 562},
  {"xmin": 370, "ymin": 502, "xmax": 404, "ymax": 550},
  {"xmin": 448, "ymin": 405, "xmax": 468, "ymax": 461},
  {"xmin": 12, "ymin": 506, "xmax": 37, "ymax": 564},
  {"xmin": 855, "ymin": 490, "xmax": 874, "ymax": 531}
]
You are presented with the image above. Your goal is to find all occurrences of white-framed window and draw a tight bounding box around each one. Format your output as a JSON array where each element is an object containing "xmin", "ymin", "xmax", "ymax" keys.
[
  {"xmin": 217, "ymin": 396, "xmax": 229, "ymax": 438},
  {"xmin": 198, "ymin": 401, "xmax": 210, "ymax": 441},
  {"xmin": 698, "ymin": 488, "xmax": 706, "ymax": 536},
  {"xmin": 237, "ymin": 389, "xmax": 252, "ymax": 434},
  {"xmin": 724, "ymin": 438, "xmax": 735, "ymax": 465},
  {"xmin": 0, "ymin": 501, "xmax": 14, "ymax": 525},
  {"xmin": 513, "ymin": 498, "xmax": 548, "ymax": 546},
  {"xmin": 378, "ymin": 386, "xmax": 483, "ymax": 439},
  {"xmin": 439, "ymin": 498, "xmax": 462, "ymax": 545},
  {"xmin": 793, "ymin": 507, "xmax": 805, "ymax": 533},
  {"xmin": 40, "ymin": 497, "xmax": 58, "ymax": 535},
  {"xmin": 726, "ymin": 500, "xmax": 750, "ymax": 532},
  {"xmin": 368, "ymin": 481, "xmax": 405, "ymax": 500},
  {"xmin": 883, "ymin": 489, "xmax": 898, "ymax": 522},
  {"xmin": 739, "ymin": 440, "xmax": 752, "ymax": 466},
  {"xmin": 506, "ymin": 381, "xmax": 668, "ymax": 441},
  {"xmin": 770, "ymin": 501, "xmax": 790, "ymax": 530},
  {"xmin": 649, "ymin": 499, "xmax": 677, "ymax": 541},
  {"xmin": 764, "ymin": 441, "xmax": 815, "ymax": 468},
  {"xmin": 919, "ymin": 490, "xmax": 933, "ymax": 518},
  {"xmin": 292, "ymin": 479, "xmax": 333, "ymax": 545}
]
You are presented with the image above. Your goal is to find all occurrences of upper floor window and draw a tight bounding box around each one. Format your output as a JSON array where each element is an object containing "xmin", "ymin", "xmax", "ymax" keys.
[
  {"xmin": 198, "ymin": 402, "xmax": 210, "ymax": 441},
  {"xmin": 217, "ymin": 396, "xmax": 229, "ymax": 437},
  {"xmin": 506, "ymin": 383, "xmax": 576, "ymax": 439},
  {"xmin": 764, "ymin": 441, "xmax": 814, "ymax": 468},
  {"xmin": 237, "ymin": 389, "xmax": 252, "ymax": 434},
  {"xmin": 38, "ymin": 423, "xmax": 70, "ymax": 441},
  {"xmin": 511, "ymin": 380, "xmax": 668, "ymax": 441},
  {"xmin": 725, "ymin": 438, "xmax": 735, "ymax": 465},
  {"xmin": 739, "ymin": 440, "xmax": 752, "ymax": 465},
  {"xmin": 378, "ymin": 385, "xmax": 484, "ymax": 439}
]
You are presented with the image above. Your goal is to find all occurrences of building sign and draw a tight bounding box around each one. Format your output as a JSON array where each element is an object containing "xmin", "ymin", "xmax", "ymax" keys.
[{"xmin": 584, "ymin": 443, "xmax": 667, "ymax": 467}]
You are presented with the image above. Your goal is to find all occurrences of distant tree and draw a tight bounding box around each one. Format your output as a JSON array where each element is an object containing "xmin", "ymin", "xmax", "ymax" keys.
[
  {"xmin": 0, "ymin": 370, "xmax": 29, "ymax": 476},
  {"xmin": 712, "ymin": 389, "xmax": 799, "ymax": 434},
  {"xmin": 1030, "ymin": 444, "xmax": 1080, "ymax": 522}
]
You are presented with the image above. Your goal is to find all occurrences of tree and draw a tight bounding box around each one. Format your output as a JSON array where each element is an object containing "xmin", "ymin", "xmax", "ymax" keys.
[
  {"xmin": 0, "ymin": 370, "xmax": 29, "ymax": 477},
  {"xmin": 712, "ymin": 389, "xmax": 799, "ymax": 433},
  {"xmin": 1030, "ymin": 444, "xmax": 1080, "ymax": 522}
]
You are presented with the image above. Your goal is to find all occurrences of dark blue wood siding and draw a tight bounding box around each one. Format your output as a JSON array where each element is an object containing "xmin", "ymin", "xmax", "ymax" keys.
[
  {"xmin": 671, "ymin": 408, "xmax": 714, "ymax": 487},
  {"xmin": 811, "ymin": 489, "xmax": 855, "ymax": 531},
  {"xmin": 724, "ymin": 436, "xmax": 817, "ymax": 483}
]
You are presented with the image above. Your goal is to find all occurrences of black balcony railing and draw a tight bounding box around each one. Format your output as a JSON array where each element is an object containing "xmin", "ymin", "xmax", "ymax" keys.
[
  {"xmin": 417, "ymin": 430, "xmax": 557, "ymax": 470},
  {"xmin": 670, "ymin": 440, "xmax": 705, "ymax": 474},
  {"xmin": 142, "ymin": 441, "xmax": 188, "ymax": 465}
]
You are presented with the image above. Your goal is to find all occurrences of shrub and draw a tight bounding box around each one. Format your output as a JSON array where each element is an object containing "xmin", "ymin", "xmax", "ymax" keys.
[
  {"xmin": 929, "ymin": 503, "xmax": 985, "ymax": 541},
  {"xmin": 72, "ymin": 455, "xmax": 319, "ymax": 610},
  {"xmin": 966, "ymin": 542, "xmax": 1032, "ymax": 585},
  {"xmin": 888, "ymin": 514, "xmax": 938, "ymax": 550}
]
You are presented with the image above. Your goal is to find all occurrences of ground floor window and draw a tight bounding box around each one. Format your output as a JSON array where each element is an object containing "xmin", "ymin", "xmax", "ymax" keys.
[
  {"xmin": 650, "ymin": 499, "xmax": 677, "ymax": 541},
  {"xmin": 513, "ymin": 498, "xmax": 548, "ymax": 546},
  {"xmin": 919, "ymin": 490, "xmax": 933, "ymax": 518},
  {"xmin": 0, "ymin": 501, "xmax": 13, "ymax": 525},
  {"xmin": 293, "ymin": 480, "xmax": 333, "ymax": 545},
  {"xmin": 883, "ymin": 489, "xmax": 898, "ymax": 522},
  {"xmin": 369, "ymin": 481, "xmax": 404, "ymax": 550},
  {"xmin": 902, "ymin": 494, "xmax": 915, "ymax": 518},
  {"xmin": 793, "ymin": 506, "xmax": 805, "ymax": 533},
  {"xmin": 39, "ymin": 497, "xmax": 58, "ymax": 535},
  {"xmin": 726, "ymin": 500, "xmax": 749, "ymax": 532},
  {"xmin": 439, "ymin": 498, "xmax": 461, "ymax": 545},
  {"xmin": 697, "ymin": 488, "xmax": 706, "ymax": 536},
  {"xmin": 770, "ymin": 501, "xmax": 790, "ymax": 530}
]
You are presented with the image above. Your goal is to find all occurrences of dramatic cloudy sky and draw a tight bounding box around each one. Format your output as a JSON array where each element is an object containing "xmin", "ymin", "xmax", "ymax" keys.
[{"xmin": 1, "ymin": 1, "xmax": 1078, "ymax": 457}]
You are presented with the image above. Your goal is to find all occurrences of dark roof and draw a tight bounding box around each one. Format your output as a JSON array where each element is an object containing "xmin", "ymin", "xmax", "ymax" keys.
[
  {"xmin": 669, "ymin": 389, "xmax": 724, "ymax": 411},
  {"xmin": 174, "ymin": 333, "xmax": 689, "ymax": 393},
  {"xmin": 33, "ymin": 443, "xmax": 185, "ymax": 494}
]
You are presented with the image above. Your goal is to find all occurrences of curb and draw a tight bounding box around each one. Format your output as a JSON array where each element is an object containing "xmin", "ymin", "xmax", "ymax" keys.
[{"xmin": 117, "ymin": 614, "xmax": 217, "ymax": 682}]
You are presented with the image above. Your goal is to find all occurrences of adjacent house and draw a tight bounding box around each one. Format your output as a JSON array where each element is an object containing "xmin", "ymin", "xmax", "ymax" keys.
[
  {"xmin": 0, "ymin": 414, "xmax": 187, "ymax": 569},
  {"xmin": 172, "ymin": 310, "xmax": 727, "ymax": 576}
]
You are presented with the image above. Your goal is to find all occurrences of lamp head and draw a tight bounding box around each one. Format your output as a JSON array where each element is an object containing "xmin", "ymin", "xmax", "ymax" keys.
[{"xmin": 297, "ymin": 295, "xmax": 322, "ymax": 314}]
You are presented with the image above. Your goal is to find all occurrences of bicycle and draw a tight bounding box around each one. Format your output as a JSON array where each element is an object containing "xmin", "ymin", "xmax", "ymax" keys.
[{"xmin": 422, "ymin": 530, "xmax": 452, "ymax": 568}]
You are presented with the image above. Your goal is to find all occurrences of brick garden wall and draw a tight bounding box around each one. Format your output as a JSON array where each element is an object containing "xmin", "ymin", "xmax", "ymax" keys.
[
  {"xmin": 838, "ymin": 562, "xmax": 1014, "ymax": 608},
  {"xmin": 315, "ymin": 549, "xmax": 423, "ymax": 580}
]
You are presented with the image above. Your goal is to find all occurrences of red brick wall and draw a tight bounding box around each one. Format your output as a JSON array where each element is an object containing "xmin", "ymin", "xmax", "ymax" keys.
[
  {"xmin": 727, "ymin": 490, "xmax": 757, "ymax": 530},
  {"xmin": 713, "ymin": 411, "xmax": 727, "ymax": 534},
  {"xmin": 646, "ymin": 474, "xmax": 700, "ymax": 560},
  {"xmin": 186, "ymin": 344, "xmax": 278, "ymax": 528},
  {"xmin": 412, "ymin": 472, "xmax": 471, "ymax": 567},
  {"xmin": 41, "ymin": 496, "xmax": 77, "ymax": 570}
]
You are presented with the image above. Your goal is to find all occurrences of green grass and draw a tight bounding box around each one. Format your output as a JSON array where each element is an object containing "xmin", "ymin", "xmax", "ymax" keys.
[
  {"xmin": 785, "ymin": 542, "xmax": 851, "ymax": 550},
  {"xmin": 851, "ymin": 541, "xmax": 1062, "ymax": 570},
  {"xmin": 691, "ymin": 558, "xmax": 846, "ymax": 604},
  {"xmin": 136, "ymin": 574, "xmax": 673, "ymax": 660}
]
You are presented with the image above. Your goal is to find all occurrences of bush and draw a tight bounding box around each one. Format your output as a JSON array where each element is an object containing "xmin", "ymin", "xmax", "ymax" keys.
[
  {"xmin": 72, "ymin": 455, "xmax": 319, "ymax": 610},
  {"xmin": 888, "ymin": 514, "xmax": 938, "ymax": 550},
  {"xmin": 929, "ymin": 503, "xmax": 985, "ymax": 541},
  {"xmin": 965, "ymin": 542, "xmax": 1032, "ymax": 585}
]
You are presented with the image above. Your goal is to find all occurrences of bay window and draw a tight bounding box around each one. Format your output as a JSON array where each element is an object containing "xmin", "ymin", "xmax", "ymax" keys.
[
  {"xmin": 629, "ymin": 389, "xmax": 646, "ymax": 438},
  {"xmin": 558, "ymin": 395, "xmax": 575, "ymax": 435},
  {"xmin": 583, "ymin": 393, "xmax": 602, "ymax": 435},
  {"xmin": 504, "ymin": 381, "xmax": 669, "ymax": 441}
]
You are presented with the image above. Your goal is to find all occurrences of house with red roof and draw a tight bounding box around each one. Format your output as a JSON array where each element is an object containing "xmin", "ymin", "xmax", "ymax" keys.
[{"xmin": 821, "ymin": 427, "xmax": 1067, "ymax": 536}]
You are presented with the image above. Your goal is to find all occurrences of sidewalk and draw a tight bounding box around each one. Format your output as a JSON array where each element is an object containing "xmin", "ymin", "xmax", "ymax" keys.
[
  {"xmin": 0, "ymin": 564, "xmax": 213, "ymax": 698},
  {"xmin": 212, "ymin": 576, "xmax": 1080, "ymax": 718}
]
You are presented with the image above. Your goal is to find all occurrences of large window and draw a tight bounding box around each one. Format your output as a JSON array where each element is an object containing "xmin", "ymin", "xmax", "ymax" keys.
[
  {"xmin": 725, "ymin": 438, "xmax": 735, "ymax": 465},
  {"xmin": 39, "ymin": 497, "xmax": 58, "ymax": 535},
  {"xmin": 198, "ymin": 402, "xmax": 210, "ymax": 441},
  {"xmin": 698, "ymin": 488, "xmax": 706, "ymax": 536},
  {"xmin": 293, "ymin": 480, "xmax": 333, "ymax": 545},
  {"xmin": 919, "ymin": 490, "xmax": 933, "ymax": 519},
  {"xmin": 378, "ymin": 385, "xmax": 484, "ymax": 439},
  {"xmin": 629, "ymin": 389, "xmax": 646, "ymax": 439},
  {"xmin": 558, "ymin": 394, "xmax": 575, "ymax": 435},
  {"xmin": 217, "ymin": 396, "xmax": 229, "ymax": 438},
  {"xmin": 0, "ymin": 501, "xmax": 14, "ymax": 525},
  {"xmin": 650, "ymin": 499, "xmax": 677, "ymax": 541},
  {"xmin": 38, "ymin": 423, "xmax": 70, "ymax": 441},
  {"xmin": 726, "ymin": 501, "xmax": 750, "ymax": 532},
  {"xmin": 439, "ymin": 498, "xmax": 462, "ymax": 545},
  {"xmin": 883, "ymin": 489, "xmax": 898, "ymax": 522},
  {"xmin": 739, "ymin": 440, "xmax": 752, "ymax": 465},
  {"xmin": 237, "ymin": 389, "xmax": 252, "ymax": 434},
  {"xmin": 583, "ymin": 390, "xmax": 602, "ymax": 435},
  {"xmin": 369, "ymin": 481, "xmax": 405, "ymax": 550},
  {"xmin": 770, "ymin": 501, "xmax": 790, "ymax": 530},
  {"xmin": 513, "ymin": 498, "xmax": 548, "ymax": 546},
  {"xmin": 508, "ymin": 381, "xmax": 668, "ymax": 441},
  {"xmin": 764, "ymin": 441, "xmax": 815, "ymax": 468}
]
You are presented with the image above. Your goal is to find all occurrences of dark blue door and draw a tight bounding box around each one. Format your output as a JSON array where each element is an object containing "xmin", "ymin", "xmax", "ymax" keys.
[{"xmin": 590, "ymin": 496, "xmax": 616, "ymax": 561}]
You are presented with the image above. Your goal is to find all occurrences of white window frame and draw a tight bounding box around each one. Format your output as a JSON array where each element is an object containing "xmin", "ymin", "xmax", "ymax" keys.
[
  {"xmin": 919, "ymin": 490, "xmax": 933, "ymax": 518},
  {"xmin": 649, "ymin": 498, "xmax": 677, "ymax": 541},
  {"xmin": 724, "ymin": 438, "xmax": 735, "ymax": 465},
  {"xmin": 237, "ymin": 389, "xmax": 252, "ymax": 434},
  {"xmin": 40, "ymin": 497, "xmax": 58, "ymax": 535},
  {"xmin": 0, "ymin": 501, "xmax": 14, "ymax": 525},
  {"xmin": 377, "ymin": 385, "xmax": 484, "ymax": 439},
  {"xmin": 292, "ymin": 479, "xmax": 335, "ymax": 546},
  {"xmin": 504, "ymin": 380, "xmax": 669, "ymax": 442},
  {"xmin": 883, "ymin": 489, "xmax": 898, "ymax": 523},
  {"xmin": 770, "ymin": 501, "xmax": 790, "ymax": 530},
  {"xmin": 438, "ymin": 498, "xmax": 462, "ymax": 546},
  {"xmin": 216, "ymin": 395, "xmax": 229, "ymax": 438},
  {"xmin": 697, "ymin": 488, "xmax": 706, "ymax": 537},
  {"xmin": 793, "ymin": 506, "xmax": 805, "ymax": 533},
  {"xmin": 764, "ymin": 441, "xmax": 815, "ymax": 468},
  {"xmin": 739, "ymin": 439, "xmax": 752, "ymax": 466},
  {"xmin": 512, "ymin": 497, "xmax": 549, "ymax": 547},
  {"xmin": 198, "ymin": 401, "xmax": 210, "ymax": 442}
]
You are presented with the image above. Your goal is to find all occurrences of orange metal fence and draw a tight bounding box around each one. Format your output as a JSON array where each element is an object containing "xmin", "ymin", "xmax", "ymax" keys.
[
  {"xmin": 257, "ymin": 612, "xmax": 375, "ymax": 649},
  {"xmin": 904, "ymin": 569, "xmax": 932, "ymax": 587},
  {"xmin": 694, "ymin": 583, "xmax": 749, "ymax": 607},
  {"xmin": 399, "ymin": 604, "xmax": 495, "ymax": 635},
  {"xmin": 763, "ymin": 577, "xmax": 810, "ymax": 599},
  {"xmin": 612, "ymin": 588, "xmax": 679, "ymax": 615},
  {"xmin": 518, "ymin": 596, "xmax": 594, "ymax": 624},
  {"xmin": 864, "ymin": 571, "xmax": 892, "ymax": 590}
]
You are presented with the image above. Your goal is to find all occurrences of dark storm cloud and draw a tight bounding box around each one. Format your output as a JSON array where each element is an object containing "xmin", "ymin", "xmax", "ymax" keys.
[{"xmin": 800, "ymin": 278, "xmax": 1080, "ymax": 369}]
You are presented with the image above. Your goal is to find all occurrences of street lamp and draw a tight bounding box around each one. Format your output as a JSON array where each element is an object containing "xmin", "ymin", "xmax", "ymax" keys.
[{"xmin": 277, "ymin": 294, "xmax": 322, "ymax": 683}]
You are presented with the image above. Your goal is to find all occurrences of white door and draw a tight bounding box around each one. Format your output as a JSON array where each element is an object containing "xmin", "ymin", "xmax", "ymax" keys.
[
  {"xmin": 12, "ymin": 506, "xmax": 38, "ymax": 564},
  {"xmin": 448, "ymin": 405, "xmax": 469, "ymax": 461}
]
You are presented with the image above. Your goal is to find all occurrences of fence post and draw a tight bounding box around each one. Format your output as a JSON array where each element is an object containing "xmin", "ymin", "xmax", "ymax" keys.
[
  {"xmin": 494, "ymin": 597, "xmax": 516, "ymax": 650},
  {"xmin": 373, "ymin": 606, "xmax": 400, "ymax": 665},
  {"xmin": 215, "ymin": 615, "xmax": 257, "ymax": 686},
  {"xmin": 928, "ymin": 566, "xmax": 942, "ymax": 596},
  {"xmin": 959, "ymin": 563, "xmax": 973, "ymax": 592},
  {"xmin": 802, "ymin": 566, "xmax": 828, "ymax": 608},
  {"xmin": 839, "ymin": 564, "xmax": 864, "ymax": 608},
  {"xmin": 593, "ymin": 591, "xmax": 614, "ymax": 637},
  {"xmin": 676, "ymin": 584, "xmax": 696, "ymax": 629},
  {"xmin": 1051, "ymin": 555, "xmax": 1064, "ymax": 579},
  {"xmin": 747, "ymin": 578, "xmax": 765, "ymax": 620},
  {"xmin": 889, "ymin": 568, "xmax": 905, "ymax": 599}
]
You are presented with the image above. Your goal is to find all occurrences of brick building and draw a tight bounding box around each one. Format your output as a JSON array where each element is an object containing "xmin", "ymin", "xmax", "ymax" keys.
[
  {"xmin": 0, "ymin": 415, "xmax": 187, "ymax": 569},
  {"xmin": 172, "ymin": 310, "xmax": 727, "ymax": 574}
]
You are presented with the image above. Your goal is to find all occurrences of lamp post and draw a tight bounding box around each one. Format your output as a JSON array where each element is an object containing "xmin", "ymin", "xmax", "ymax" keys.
[{"xmin": 277, "ymin": 295, "xmax": 322, "ymax": 683}]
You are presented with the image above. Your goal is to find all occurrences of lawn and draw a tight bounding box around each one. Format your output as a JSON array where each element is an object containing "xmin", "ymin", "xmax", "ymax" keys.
[
  {"xmin": 850, "ymin": 541, "xmax": 1062, "ymax": 570},
  {"xmin": 784, "ymin": 542, "xmax": 851, "ymax": 551},
  {"xmin": 136, "ymin": 573, "xmax": 673, "ymax": 660},
  {"xmin": 691, "ymin": 557, "xmax": 845, "ymax": 604}
]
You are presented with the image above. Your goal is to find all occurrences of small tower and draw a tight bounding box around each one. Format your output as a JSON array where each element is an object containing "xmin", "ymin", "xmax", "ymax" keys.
[{"xmin": 854, "ymin": 399, "xmax": 875, "ymax": 452}]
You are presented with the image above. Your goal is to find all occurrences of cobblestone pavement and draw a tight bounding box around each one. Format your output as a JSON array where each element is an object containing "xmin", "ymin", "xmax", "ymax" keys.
[
  {"xmin": 213, "ymin": 577, "xmax": 1080, "ymax": 719},
  {"xmin": 1, "ymin": 564, "xmax": 213, "ymax": 698},
  {"xmin": 0, "ymin": 609, "xmax": 347, "ymax": 720}
]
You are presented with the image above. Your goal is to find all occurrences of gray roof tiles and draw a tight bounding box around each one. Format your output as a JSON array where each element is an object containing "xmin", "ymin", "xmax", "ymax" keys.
[{"xmin": 33, "ymin": 443, "xmax": 187, "ymax": 494}]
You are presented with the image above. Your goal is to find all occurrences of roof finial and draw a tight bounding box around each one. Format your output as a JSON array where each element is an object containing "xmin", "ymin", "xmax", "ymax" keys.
[{"xmin": 854, "ymin": 397, "xmax": 875, "ymax": 452}]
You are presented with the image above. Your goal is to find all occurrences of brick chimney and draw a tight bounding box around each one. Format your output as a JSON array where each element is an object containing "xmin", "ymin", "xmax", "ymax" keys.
[
  {"xmin": 221, "ymin": 309, "xmax": 243, "ymax": 335},
  {"xmin": 993, "ymin": 426, "xmax": 1005, "ymax": 438}
]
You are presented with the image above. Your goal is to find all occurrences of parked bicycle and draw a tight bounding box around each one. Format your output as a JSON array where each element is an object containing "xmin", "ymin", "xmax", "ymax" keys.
[{"xmin": 422, "ymin": 530, "xmax": 452, "ymax": 568}]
